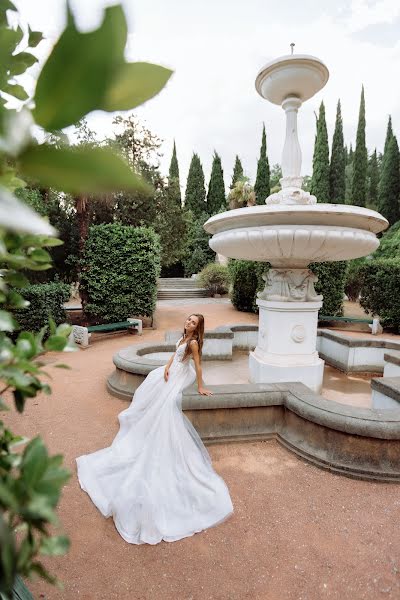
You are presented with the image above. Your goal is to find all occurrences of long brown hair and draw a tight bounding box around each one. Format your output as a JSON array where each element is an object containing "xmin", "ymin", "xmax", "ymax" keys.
[{"xmin": 181, "ymin": 313, "xmax": 204, "ymax": 362}]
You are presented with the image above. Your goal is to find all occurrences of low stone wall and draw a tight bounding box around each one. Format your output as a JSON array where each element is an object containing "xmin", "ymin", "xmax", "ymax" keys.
[{"xmin": 182, "ymin": 382, "xmax": 400, "ymax": 482}]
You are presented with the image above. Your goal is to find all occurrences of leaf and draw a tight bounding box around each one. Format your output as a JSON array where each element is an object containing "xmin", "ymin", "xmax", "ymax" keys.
[
  {"xmin": 28, "ymin": 248, "xmax": 51, "ymax": 263},
  {"xmin": 39, "ymin": 535, "xmax": 70, "ymax": 556},
  {"xmin": 0, "ymin": 187, "xmax": 56, "ymax": 236},
  {"xmin": 0, "ymin": 481, "xmax": 18, "ymax": 510},
  {"xmin": 54, "ymin": 363, "xmax": 70, "ymax": 369},
  {"xmin": 28, "ymin": 28, "xmax": 43, "ymax": 48},
  {"xmin": 3, "ymin": 82, "xmax": 28, "ymax": 100},
  {"xmin": 48, "ymin": 317, "xmax": 56, "ymax": 335},
  {"xmin": 30, "ymin": 561, "xmax": 57, "ymax": 585},
  {"xmin": 44, "ymin": 335, "xmax": 67, "ymax": 352},
  {"xmin": 10, "ymin": 51, "xmax": 37, "ymax": 75},
  {"xmin": 21, "ymin": 437, "xmax": 47, "ymax": 486},
  {"xmin": 7, "ymin": 290, "xmax": 29, "ymax": 309},
  {"xmin": 102, "ymin": 61, "xmax": 173, "ymax": 111},
  {"xmin": 55, "ymin": 323, "xmax": 71, "ymax": 337},
  {"xmin": 33, "ymin": 5, "xmax": 127, "ymax": 130},
  {"xmin": 0, "ymin": 511, "xmax": 17, "ymax": 597},
  {"xmin": 13, "ymin": 389, "xmax": 25, "ymax": 412},
  {"xmin": 19, "ymin": 145, "xmax": 150, "ymax": 195},
  {"xmin": 0, "ymin": 310, "xmax": 15, "ymax": 331},
  {"xmin": 4, "ymin": 270, "xmax": 29, "ymax": 287}
]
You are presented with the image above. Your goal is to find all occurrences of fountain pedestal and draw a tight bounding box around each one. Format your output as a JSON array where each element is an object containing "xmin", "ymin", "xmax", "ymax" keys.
[{"xmin": 249, "ymin": 299, "xmax": 324, "ymax": 392}]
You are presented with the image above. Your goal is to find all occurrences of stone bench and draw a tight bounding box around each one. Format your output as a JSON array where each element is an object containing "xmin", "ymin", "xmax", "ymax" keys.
[{"xmin": 71, "ymin": 318, "xmax": 142, "ymax": 348}]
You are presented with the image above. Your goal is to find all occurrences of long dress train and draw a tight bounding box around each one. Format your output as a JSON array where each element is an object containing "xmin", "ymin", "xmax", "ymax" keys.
[{"xmin": 76, "ymin": 338, "xmax": 233, "ymax": 544}]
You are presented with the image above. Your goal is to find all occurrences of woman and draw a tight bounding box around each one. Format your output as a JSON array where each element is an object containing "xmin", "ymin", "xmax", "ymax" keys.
[{"xmin": 76, "ymin": 314, "xmax": 233, "ymax": 545}]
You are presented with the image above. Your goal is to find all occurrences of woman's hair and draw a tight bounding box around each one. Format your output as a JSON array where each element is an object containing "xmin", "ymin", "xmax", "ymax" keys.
[{"xmin": 182, "ymin": 313, "xmax": 204, "ymax": 362}]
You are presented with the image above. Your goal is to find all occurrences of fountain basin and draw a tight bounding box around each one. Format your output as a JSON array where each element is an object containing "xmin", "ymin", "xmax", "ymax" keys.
[
  {"xmin": 255, "ymin": 54, "xmax": 329, "ymax": 105},
  {"xmin": 204, "ymin": 204, "xmax": 388, "ymax": 267}
]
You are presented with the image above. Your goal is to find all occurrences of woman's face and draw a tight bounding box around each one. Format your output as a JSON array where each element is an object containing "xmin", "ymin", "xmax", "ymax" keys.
[{"xmin": 184, "ymin": 314, "xmax": 199, "ymax": 334}]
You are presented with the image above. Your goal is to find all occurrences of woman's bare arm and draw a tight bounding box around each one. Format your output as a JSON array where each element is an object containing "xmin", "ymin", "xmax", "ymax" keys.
[{"xmin": 190, "ymin": 340, "xmax": 212, "ymax": 396}]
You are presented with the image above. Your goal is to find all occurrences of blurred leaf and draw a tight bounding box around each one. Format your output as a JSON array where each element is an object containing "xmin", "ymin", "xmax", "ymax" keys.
[
  {"xmin": 0, "ymin": 187, "xmax": 56, "ymax": 236},
  {"xmin": 48, "ymin": 317, "xmax": 56, "ymax": 335},
  {"xmin": 44, "ymin": 335, "xmax": 67, "ymax": 352},
  {"xmin": 13, "ymin": 389, "xmax": 25, "ymax": 412},
  {"xmin": 7, "ymin": 290, "xmax": 29, "ymax": 309},
  {"xmin": 55, "ymin": 323, "xmax": 71, "ymax": 337},
  {"xmin": 21, "ymin": 437, "xmax": 47, "ymax": 486},
  {"xmin": 0, "ymin": 481, "xmax": 18, "ymax": 510},
  {"xmin": 30, "ymin": 561, "xmax": 57, "ymax": 585},
  {"xmin": 3, "ymin": 82, "xmax": 28, "ymax": 100},
  {"xmin": 33, "ymin": 5, "xmax": 127, "ymax": 130},
  {"xmin": 4, "ymin": 271, "xmax": 29, "ymax": 288},
  {"xmin": 10, "ymin": 51, "xmax": 37, "ymax": 75},
  {"xmin": 0, "ymin": 511, "xmax": 17, "ymax": 597},
  {"xmin": 28, "ymin": 248, "xmax": 51, "ymax": 263},
  {"xmin": 0, "ymin": 309, "xmax": 15, "ymax": 331},
  {"xmin": 19, "ymin": 145, "xmax": 150, "ymax": 195},
  {"xmin": 39, "ymin": 535, "xmax": 70, "ymax": 556},
  {"xmin": 28, "ymin": 28, "xmax": 43, "ymax": 48},
  {"xmin": 54, "ymin": 363, "xmax": 70, "ymax": 369},
  {"xmin": 0, "ymin": 170, "xmax": 26, "ymax": 192},
  {"xmin": 102, "ymin": 61, "xmax": 172, "ymax": 111}
]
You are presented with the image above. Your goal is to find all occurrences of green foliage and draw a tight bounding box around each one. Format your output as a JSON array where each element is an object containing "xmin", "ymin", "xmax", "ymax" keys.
[
  {"xmin": 310, "ymin": 261, "xmax": 348, "ymax": 316},
  {"xmin": 228, "ymin": 260, "xmax": 266, "ymax": 313},
  {"xmin": 230, "ymin": 155, "xmax": 243, "ymax": 189},
  {"xmin": 359, "ymin": 259, "xmax": 400, "ymax": 329},
  {"xmin": 228, "ymin": 177, "xmax": 255, "ymax": 209},
  {"xmin": 270, "ymin": 164, "xmax": 282, "ymax": 192},
  {"xmin": 206, "ymin": 152, "xmax": 226, "ymax": 215},
  {"xmin": 310, "ymin": 102, "xmax": 330, "ymax": 202},
  {"xmin": 168, "ymin": 140, "xmax": 181, "ymax": 206},
  {"xmin": 351, "ymin": 86, "xmax": 368, "ymax": 207},
  {"xmin": 374, "ymin": 221, "xmax": 400, "ymax": 259},
  {"xmin": 344, "ymin": 258, "xmax": 366, "ymax": 302},
  {"xmin": 13, "ymin": 282, "xmax": 70, "ymax": 333},
  {"xmin": 80, "ymin": 224, "xmax": 160, "ymax": 322},
  {"xmin": 254, "ymin": 124, "xmax": 270, "ymax": 204},
  {"xmin": 182, "ymin": 211, "xmax": 215, "ymax": 277},
  {"xmin": 329, "ymin": 100, "xmax": 346, "ymax": 203},
  {"xmin": 198, "ymin": 263, "xmax": 230, "ymax": 296},
  {"xmin": 367, "ymin": 149, "xmax": 380, "ymax": 209},
  {"xmin": 184, "ymin": 154, "xmax": 206, "ymax": 218},
  {"xmin": 154, "ymin": 187, "xmax": 187, "ymax": 268},
  {"xmin": 377, "ymin": 135, "xmax": 400, "ymax": 226},
  {"xmin": 383, "ymin": 115, "xmax": 394, "ymax": 157}
]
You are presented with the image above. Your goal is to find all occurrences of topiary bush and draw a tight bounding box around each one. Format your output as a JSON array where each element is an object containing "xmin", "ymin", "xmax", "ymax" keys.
[
  {"xmin": 344, "ymin": 258, "xmax": 365, "ymax": 302},
  {"xmin": 359, "ymin": 259, "xmax": 400, "ymax": 329},
  {"xmin": 228, "ymin": 260, "xmax": 267, "ymax": 313},
  {"xmin": 80, "ymin": 224, "xmax": 160, "ymax": 323},
  {"xmin": 310, "ymin": 261, "xmax": 348, "ymax": 316},
  {"xmin": 14, "ymin": 282, "xmax": 71, "ymax": 333},
  {"xmin": 198, "ymin": 263, "xmax": 230, "ymax": 296}
]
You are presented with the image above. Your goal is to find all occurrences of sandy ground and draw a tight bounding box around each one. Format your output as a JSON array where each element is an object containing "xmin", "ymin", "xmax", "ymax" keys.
[{"xmin": 4, "ymin": 300, "xmax": 400, "ymax": 600}]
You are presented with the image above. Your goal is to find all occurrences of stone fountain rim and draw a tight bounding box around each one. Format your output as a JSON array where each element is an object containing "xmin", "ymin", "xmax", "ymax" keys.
[
  {"xmin": 255, "ymin": 53, "xmax": 329, "ymax": 103},
  {"xmin": 204, "ymin": 204, "xmax": 388, "ymax": 235}
]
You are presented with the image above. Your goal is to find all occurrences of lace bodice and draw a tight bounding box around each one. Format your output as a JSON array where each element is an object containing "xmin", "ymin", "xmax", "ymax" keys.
[{"xmin": 174, "ymin": 338, "xmax": 189, "ymax": 364}]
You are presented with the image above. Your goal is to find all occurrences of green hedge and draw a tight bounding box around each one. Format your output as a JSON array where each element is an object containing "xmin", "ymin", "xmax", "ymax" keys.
[
  {"xmin": 374, "ymin": 221, "xmax": 400, "ymax": 260},
  {"xmin": 310, "ymin": 261, "xmax": 348, "ymax": 316},
  {"xmin": 198, "ymin": 263, "xmax": 230, "ymax": 296},
  {"xmin": 13, "ymin": 282, "xmax": 70, "ymax": 333},
  {"xmin": 228, "ymin": 260, "xmax": 267, "ymax": 313},
  {"xmin": 80, "ymin": 224, "xmax": 160, "ymax": 323},
  {"xmin": 344, "ymin": 258, "xmax": 365, "ymax": 302},
  {"xmin": 359, "ymin": 259, "xmax": 400, "ymax": 329}
]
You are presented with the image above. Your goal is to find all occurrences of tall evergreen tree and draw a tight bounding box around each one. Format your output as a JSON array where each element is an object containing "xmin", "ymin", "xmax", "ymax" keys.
[
  {"xmin": 377, "ymin": 135, "xmax": 400, "ymax": 226},
  {"xmin": 184, "ymin": 153, "xmax": 206, "ymax": 218},
  {"xmin": 367, "ymin": 149, "xmax": 379, "ymax": 208},
  {"xmin": 310, "ymin": 101, "xmax": 330, "ymax": 202},
  {"xmin": 207, "ymin": 152, "xmax": 226, "ymax": 215},
  {"xmin": 254, "ymin": 124, "xmax": 270, "ymax": 204},
  {"xmin": 351, "ymin": 86, "xmax": 368, "ymax": 207},
  {"xmin": 168, "ymin": 140, "xmax": 181, "ymax": 206},
  {"xmin": 344, "ymin": 144, "xmax": 348, "ymax": 165},
  {"xmin": 230, "ymin": 155, "xmax": 244, "ymax": 189},
  {"xmin": 383, "ymin": 115, "xmax": 394, "ymax": 156},
  {"xmin": 348, "ymin": 143, "xmax": 354, "ymax": 165},
  {"xmin": 329, "ymin": 100, "xmax": 346, "ymax": 203}
]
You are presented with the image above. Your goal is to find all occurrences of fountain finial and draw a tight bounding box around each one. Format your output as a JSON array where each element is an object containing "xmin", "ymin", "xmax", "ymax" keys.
[{"xmin": 290, "ymin": 43, "xmax": 295, "ymax": 55}]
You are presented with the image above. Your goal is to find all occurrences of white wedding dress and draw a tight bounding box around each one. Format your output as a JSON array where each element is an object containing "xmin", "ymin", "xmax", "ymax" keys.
[{"xmin": 76, "ymin": 338, "xmax": 233, "ymax": 544}]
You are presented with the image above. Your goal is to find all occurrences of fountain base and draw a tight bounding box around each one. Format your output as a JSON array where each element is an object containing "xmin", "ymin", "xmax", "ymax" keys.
[{"xmin": 248, "ymin": 299, "xmax": 324, "ymax": 393}]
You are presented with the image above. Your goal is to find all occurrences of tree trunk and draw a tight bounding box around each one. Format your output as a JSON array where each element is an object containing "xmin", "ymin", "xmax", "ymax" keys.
[{"xmin": 75, "ymin": 195, "xmax": 90, "ymax": 311}]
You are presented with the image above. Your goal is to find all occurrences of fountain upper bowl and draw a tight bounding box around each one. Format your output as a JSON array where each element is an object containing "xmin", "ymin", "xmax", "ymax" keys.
[
  {"xmin": 204, "ymin": 204, "xmax": 389, "ymax": 268},
  {"xmin": 256, "ymin": 54, "xmax": 329, "ymax": 105}
]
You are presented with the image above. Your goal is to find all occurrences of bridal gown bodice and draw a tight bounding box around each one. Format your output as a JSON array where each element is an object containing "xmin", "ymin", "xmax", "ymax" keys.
[{"xmin": 76, "ymin": 337, "xmax": 233, "ymax": 545}]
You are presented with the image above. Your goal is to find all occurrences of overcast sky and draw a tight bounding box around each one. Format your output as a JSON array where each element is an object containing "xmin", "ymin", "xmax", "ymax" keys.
[{"xmin": 14, "ymin": 0, "xmax": 400, "ymax": 190}]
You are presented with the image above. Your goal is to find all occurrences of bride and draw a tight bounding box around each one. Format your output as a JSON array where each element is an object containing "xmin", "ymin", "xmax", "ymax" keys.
[{"xmin": 76, "ymin": 313, "xmax": 233, "ymax": 545}]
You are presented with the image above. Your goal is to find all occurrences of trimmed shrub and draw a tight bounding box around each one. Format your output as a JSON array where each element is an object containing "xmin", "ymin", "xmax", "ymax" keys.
[
  {"xmin": 310, "ymin": 261, "xmax": 348, "ymax": 316},
  {"xmin": 198, "ymin": 263, "xmax": 230, "ymax": 296},
  {"xmin": 374, "ymin": 221, "xmax": 400, "ymax": 260},
  {"xmin": 359, "ymin": 259, "xmax": 400, "ymax": 329},
  {"xmin": 228, "ymin": 260, "xmax": 267, "ymax": 313},
  {"xmin": 344, "ymin": 258, "xmax": 365, "ymax": 302},
  {"xmin": 14, "ymin": 282, "xmax": 70, "ymax": 332},
  {"xmin": 183, "ymin": 211, "xmax": 215, "ymax": 277},
  {"xmin": 80, "ymin": 224, "xmax": 160, "ymax": 323}
]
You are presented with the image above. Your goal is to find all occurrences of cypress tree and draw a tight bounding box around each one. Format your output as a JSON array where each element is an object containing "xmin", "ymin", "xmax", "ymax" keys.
[
  {"xmin": 377, "ymin": 135, "xmax": 400, "ymax": 226},
  {"xmin": 230, "ymin": 155, "xmax": 244, "ymax": 189},
  {"xmin": 348, "ymin": 143, "xmax": 354, "ymax": 165},
  {"xmin": 329, "ymin": 100, "xmax": 346, "ymax": 203},
  {"xmin": 207, "ymin": 151, "xmax": 226, "ymax": 215},
  {"xmin": 184, "ymin": 153, "xmax": 206, "ymax": 218},
  {"xmin": 168, "ymin": 140, "xmax": 181, "ymax": 206},
  {"xmin": 310, "ymin": 101, "xmax": 330, "ymax": 202},
  {"xmin": 344, "ymin": 145, "xmax": 348, "ymax": 165},
  {"xmin": 383, "ymin": 115, "xmax": 393, "ymax": 156},
  {"xmin": 351, "ymin": 86, "xmax": 368, "ymax": 207},
  {"xmin": 367, "ymin": 149, "xmax": 379, "ymax": 208},
  {"xmin": 254, "ymin": 124, "xmax": 270, "ymax": 204}
]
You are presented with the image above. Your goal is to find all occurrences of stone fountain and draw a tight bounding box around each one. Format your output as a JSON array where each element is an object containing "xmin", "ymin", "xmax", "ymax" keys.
[{"xmin": 204, "ymin": 48, "xmax": 388, "ymax": 393}]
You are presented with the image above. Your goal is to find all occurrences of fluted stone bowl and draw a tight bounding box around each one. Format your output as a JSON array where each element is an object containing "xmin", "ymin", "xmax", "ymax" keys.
[{"xmin": 204, "ymin": 204, "xmax": 388, "ymax": 268}]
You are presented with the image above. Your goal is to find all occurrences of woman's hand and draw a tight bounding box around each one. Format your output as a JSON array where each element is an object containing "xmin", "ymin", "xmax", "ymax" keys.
[
  {"xmin": 198, "ymin": 387, "xmax": 212, "ymax": 396},
  {"xmin": 164, "ymin": 367, "xmax": 169, "ymax": 382}
]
